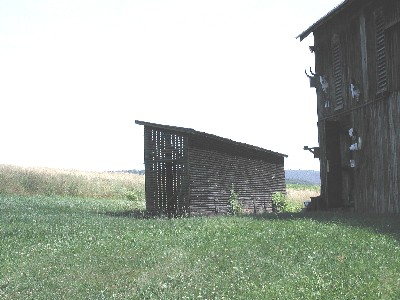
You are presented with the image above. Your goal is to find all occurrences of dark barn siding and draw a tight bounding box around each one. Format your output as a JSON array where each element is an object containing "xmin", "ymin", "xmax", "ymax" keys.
[
  {"xmin": 143, "ymin": 126, "xmax": 190, "ymax": 216},
  {"xmin": 188, "ymin": 135, "xmax": 285, "ymax": 215},
  {"xmin": 300, "ymin": 0, "xmax": 400, "ymax": 214},
  {"xmin": 318, "ymin": 93, "xmax": 400, "ymax": 214},
  {"xmin": 352, "ymin": 92, "xmax": 400, "ymax": 214},
  {"xmin": 137, "ymin": 120, "xmax": 286, "ymax": 216}
]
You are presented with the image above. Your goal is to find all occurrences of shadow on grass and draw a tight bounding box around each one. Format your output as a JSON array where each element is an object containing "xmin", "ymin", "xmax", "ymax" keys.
[
  {"xmin": 98, "ymin": 210, "xmax": 192, "ymax": 219},
  {"xmin": 98, "ymin": 209, "xmax": 150, "ymax": 219},
  {"xmin": 251, "ymin": 211, "xmax": 400, "ymax": 242},
  {"xmin": 96, "ymin": 208, "xmax": 400, "ymax": 242}
]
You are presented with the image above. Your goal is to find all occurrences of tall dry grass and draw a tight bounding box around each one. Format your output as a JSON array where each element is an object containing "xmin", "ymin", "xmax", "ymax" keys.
[
  {"xmin": 0, "ymin": 164, "xmax": 145, "ymax": 199},
  {"xmin": 0, "ymin": 164, "xmax": 320, "ymax": 210},
  {"xmin": 286, "ymin": 183, "xmax": 320, "ymax": 205}
]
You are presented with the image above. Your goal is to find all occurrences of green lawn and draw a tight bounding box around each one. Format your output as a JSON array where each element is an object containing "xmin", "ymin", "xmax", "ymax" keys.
[{"xmin": 1, "ymin": 194, "xmax": 400, "ymax": 299}]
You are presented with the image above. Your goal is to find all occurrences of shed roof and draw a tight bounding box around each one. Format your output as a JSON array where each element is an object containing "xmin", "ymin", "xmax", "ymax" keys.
[
  {"xmin": 297, "ymin": 0, "xmax": 358, "ymax": 41},
  {"xmin": 135, "ymin": 120, "xmax": 288, "ymax": 158}
]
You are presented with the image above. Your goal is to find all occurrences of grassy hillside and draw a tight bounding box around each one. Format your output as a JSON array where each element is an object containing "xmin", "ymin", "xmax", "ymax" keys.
[
  {"xmin": 1, "ymin": 194, "xmax": 399, "ymax": 299},
  {"xmin": 0, "ymin": 164, "xmax": 144, "ymax": 202}
]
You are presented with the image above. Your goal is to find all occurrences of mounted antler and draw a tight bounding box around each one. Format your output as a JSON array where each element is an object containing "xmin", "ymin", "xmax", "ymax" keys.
[{"xmin": 305, "ymin": 68, "xmax": 318, "ymax": 88}]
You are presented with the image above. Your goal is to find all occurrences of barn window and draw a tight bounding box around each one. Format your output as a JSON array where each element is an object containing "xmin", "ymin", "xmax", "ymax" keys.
[
  {"xmin": 375, "ymin": 7, "xmax": 387, "ymax": 93},
  {"xmin": 331, "ymin": 34, "xmax": 343, "ymax": 110}
]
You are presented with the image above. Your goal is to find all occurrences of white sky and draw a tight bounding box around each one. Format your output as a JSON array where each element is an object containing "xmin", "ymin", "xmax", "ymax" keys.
[{"xmin": 0, "ymin": 0, "xmax": 343, "ymax": 171}]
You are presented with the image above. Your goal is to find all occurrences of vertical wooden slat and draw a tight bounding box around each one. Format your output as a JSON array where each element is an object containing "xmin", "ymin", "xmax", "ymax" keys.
[
  {"xmin": 375, "ymin": 7, "xmax": 387, "ymax": 93},
  {"xmin": 360, "ymin": 12, "xmax": 369, "ymax": 101}
]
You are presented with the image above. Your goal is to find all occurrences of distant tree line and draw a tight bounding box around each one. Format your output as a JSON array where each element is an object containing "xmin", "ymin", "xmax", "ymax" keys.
[
  {"xmin": 285, "ymin": 170, "xmax": 320, "ymax": 185},
  {"xmin": 111, "ymin": 170, "xmax": 145, "ymax": 175}
]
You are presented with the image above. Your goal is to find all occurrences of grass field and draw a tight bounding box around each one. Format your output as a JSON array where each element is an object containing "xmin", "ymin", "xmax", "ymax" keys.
[
  {"xmin": 1, "ymin": 165, "xmax": 399, "ymax": 299},
  {"xmin": 0, "ymin": 164, "xmax": 145, "ymax": 204},
  {"xmin": 1, "ymin": 194, "xmax": 400, "ymax": 299}
]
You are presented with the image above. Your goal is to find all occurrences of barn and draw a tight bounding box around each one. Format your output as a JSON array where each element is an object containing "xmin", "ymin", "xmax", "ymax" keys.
[
  {"xmin": 298, "ymin": 0, "xmax": 400, "ymax": 213},
  {"xmin": 135, "ymin": 120, "xmax": 287, "ymax": 216}
]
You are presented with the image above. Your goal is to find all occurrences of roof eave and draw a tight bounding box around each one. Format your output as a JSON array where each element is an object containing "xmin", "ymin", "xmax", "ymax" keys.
[
  {"xmin": 296, "ymin": 0, "xmax": 355, "ymax": 41},
  {"xmin": 135, "ymin": 120, "xmax": 288, "ymax": 158}
]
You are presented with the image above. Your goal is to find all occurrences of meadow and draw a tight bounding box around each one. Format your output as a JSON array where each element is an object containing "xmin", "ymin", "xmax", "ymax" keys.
[
  {"xmin": 0, "ymin": 165, "xmax": 317, "ymax": 210},
  {"xmin": 1, "ymin": 165, "xmax": 399, "ymax": 299},
  {"xmin": 0, "ymin": 164, "xmax": 145, "ymax": 206}
]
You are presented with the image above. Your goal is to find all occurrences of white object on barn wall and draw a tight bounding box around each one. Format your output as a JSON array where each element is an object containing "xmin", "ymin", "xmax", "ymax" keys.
[
  {"xmin": 350, "ymin": 83, "xmax": 361, "ymax": 100},
  {"xmin": 320, "ymin": 75, "xmax": 329, "ymax": 93}
]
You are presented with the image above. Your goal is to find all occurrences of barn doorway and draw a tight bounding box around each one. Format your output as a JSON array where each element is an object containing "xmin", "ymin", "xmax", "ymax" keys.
[{"xmin": 325, "ymin": 121, "xmax": 343, "ymax": 208}]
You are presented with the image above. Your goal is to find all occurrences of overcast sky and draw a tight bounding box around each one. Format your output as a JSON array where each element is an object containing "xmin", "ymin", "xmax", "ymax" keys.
[{"xmin": 0, "ymin": 0, "xmax": 343, "ymax": 171}]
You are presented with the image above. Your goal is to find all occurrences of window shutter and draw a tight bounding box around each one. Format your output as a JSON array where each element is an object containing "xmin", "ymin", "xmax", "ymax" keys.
[
  {"xmin": 332, "ymin": 35, "xmax": 343, "ymax": 109},
  {"xmin": 375, "ymin": 8, "xmax": 387, "ymax": 93}
]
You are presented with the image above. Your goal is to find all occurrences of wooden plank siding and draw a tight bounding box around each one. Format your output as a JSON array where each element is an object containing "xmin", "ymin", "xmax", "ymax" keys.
[
  {"xmin": 299, "ymin": 0, "xmax": 400, "ymax": 214},
  {"xmin": 352, "ymin": 92, "xmax": 400, "ymax": 214},
  {"xmin": 188, "ymin": 136, "xmax": 285, "ymax": 215},
  {"xmin": 136, "ymin": 120, "xmax": 287, "ymax": 216},
  {"xmin": 341, "ymin": 93, "xmax": 399, "ymax": 213},
  {"xmin": 142, "ymin": 126, "xmax": 190, "ymax": 216}
]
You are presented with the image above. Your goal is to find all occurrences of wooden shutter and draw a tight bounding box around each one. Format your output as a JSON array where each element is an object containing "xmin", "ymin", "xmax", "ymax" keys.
[
  {"xmin": 375, "ymin": 8, "xmax": 387, "ymax": 93},
  {"xmin": 386, "ymin": 23, "xmax": 400, "ymax": 91},
  {"xmin": 332, "ymin": 35, "xmax": 343, "ymax": 109}
]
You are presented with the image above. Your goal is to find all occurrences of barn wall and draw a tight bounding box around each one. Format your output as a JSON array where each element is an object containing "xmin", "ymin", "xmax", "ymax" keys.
[
  {"xmin": 318, "ymin": 93, "xmax": 400, "ymax": 214},
  {"xmin": 313, "ymin": 0, "xmax": 400, "ymax": 214},
  {"xmin": 351, "ymin": 92, "xmax": 400, "ymax": 213},
  {"xmin": 188, "ymin": 136, "xmax": 286, "ymax": 215},
  {"xmin": 140, "ymin": 123, "xmax": 286, "ymax": 216},
  {"xmin": 143, "ymin": 127, "xmax": 190, "ymax": 216},
  {"xmin": 314, "ymin": 0, "xmax": 400, "ymax": 117}
]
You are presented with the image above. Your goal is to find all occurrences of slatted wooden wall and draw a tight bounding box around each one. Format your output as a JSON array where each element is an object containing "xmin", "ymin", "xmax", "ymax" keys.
[
  {"xmin": 385, "ymin": 2, "xmax": 400, "ymax": 91},
  {"xmin": 143, "ymin": 127, "xmax": 189, "ymax": 216},
  {"xmin": 142, "ymin": 124, "xmax": 286, "ymax": 216},
  {"xmin": 374, "ymin": 7, "xmax": 387, "ymax": 93},
  {"xmin": 331, "ymin": 34, "xmax": 344, "ymax": 109},
  {"xmin": 188, "ymin": 135, "xmax": 286, "ymax": 215}
]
